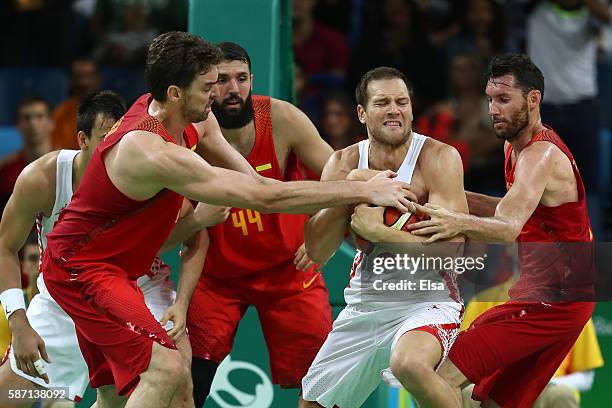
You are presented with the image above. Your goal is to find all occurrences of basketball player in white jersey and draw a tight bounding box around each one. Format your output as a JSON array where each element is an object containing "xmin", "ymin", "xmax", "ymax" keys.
[
  {"xmin": 300, "ymin": 67, "xmax": 468, "ymax": 408},
  {"xmin": 0, "ymin": 91, "xmax": 222, "ymax": 408}
]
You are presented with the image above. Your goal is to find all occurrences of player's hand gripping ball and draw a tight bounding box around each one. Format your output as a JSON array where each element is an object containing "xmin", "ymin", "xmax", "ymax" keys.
[{"xmin": 354, "ymin": 206, "xmax": 428, "ymax": 254}]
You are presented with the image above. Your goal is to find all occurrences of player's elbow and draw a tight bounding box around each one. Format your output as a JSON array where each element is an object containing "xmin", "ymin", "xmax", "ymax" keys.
[{"xmin": 504, "ymin": 221, "xmax": 522, "ymax": 242}]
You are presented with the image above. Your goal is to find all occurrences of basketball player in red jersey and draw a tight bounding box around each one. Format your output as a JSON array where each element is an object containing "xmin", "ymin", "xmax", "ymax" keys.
[
  {"xmin": 36, "ymin": 31, "xmax": 413, "ymax": 408},
  {"xmin": 408, "ymin": 54, "xmax": 596, "ymax": 408},
  {"xmin": 176, "ymin": 42, "xmax": 334, "ymax": 406}
]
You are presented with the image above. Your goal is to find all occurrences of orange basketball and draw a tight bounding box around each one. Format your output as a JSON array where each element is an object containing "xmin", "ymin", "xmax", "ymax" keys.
[
  {"xmin": 354, "ymin": 207, "xmax": 427, "ymax": 253},
  {"xmin": 383, "ymin": 207, "xmax": 427, "ymax": 232}
]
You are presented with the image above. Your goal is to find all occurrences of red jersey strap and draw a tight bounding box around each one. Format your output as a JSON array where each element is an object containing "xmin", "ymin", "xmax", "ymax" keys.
[
  {"xmin": 248, "ymin": 95, "xmax": 274, "ymax": 169},
  {"xmin": 252, "ymin": 95, "xmax": 272, "ymax": 142},
  {"xmin": 183, "ymin": 124, "xmax": 199, "ymax": 150}
]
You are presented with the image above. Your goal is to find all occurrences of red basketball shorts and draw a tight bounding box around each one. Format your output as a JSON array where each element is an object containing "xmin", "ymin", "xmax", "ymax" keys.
[
  {"xmin": 187, "ymin": 261, "xmax": 332, "ymax": 387},
  {"xmin": 449, "ymin": 301, "xmax": 594, "ymax": 408},
  {"xmin": 42, "ymin": 255, "xmax": 176, "ymax": 396}
]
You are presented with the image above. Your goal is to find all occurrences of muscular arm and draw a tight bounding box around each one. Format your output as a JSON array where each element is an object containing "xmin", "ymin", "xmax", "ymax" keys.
[
  {"xmin": 174, "ymin": 229, "xmax": 207, "ymax": 310},
  {"xmin": 304, "ymin": 150, "xmax": 355, "ymax": 264},
  {"xmin": 193, "ymin": 113, "xmax": 260, "ymax": 178},
  {"xmin": 465, "ymin": 191, "xmax": 501, "ymax": 217},
  {"xmin": 461, "ymin": 143, "xmax": 553, "ymax": 241},
  {"xmin": 0, "ymin": 160, "xmax": 55, "ymax": 380},
  {"xmin": 109, "ymin": 132, "xmax": 412, "ymax": 215},
  {"xmin": 412, "ymin": 142, "xmax": 555, "ymax": 243},
  {"xmin": 0, "ymin": 164, "xmax": 51, "ymax": 322},
  {"xmin": 273, "ymin": 99, "xmax": 334, "ymax": 175}
]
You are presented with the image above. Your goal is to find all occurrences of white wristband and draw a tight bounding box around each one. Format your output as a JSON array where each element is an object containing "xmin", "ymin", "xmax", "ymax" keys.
[{"xmin": 0, "ymin": 288, "xmax": 26, "ymax": 320}]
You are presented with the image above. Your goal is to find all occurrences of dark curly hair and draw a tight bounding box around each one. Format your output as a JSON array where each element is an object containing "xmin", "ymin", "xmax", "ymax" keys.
[{"xmin": 145, "ymin": 31, "xmax": 223, "ymax": 101}]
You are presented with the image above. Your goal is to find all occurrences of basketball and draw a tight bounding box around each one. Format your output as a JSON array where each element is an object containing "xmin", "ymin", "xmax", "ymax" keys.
[
  {"xmin": 383, "ymin": 206, "xmax": 427, "ymax": 232},
  {"xmin": 354, "ymin": 207, "xmax": 428, "ymax": 253}
]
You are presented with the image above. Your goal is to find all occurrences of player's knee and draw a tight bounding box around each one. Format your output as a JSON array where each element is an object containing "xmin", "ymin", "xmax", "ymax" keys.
[
  {"xmin": 149, "ymin": 347, "xmax": 189, "ymax": 384},
  {"xmin": 390, "ymin": 354, "xmax": 433, "ymax": 390}
]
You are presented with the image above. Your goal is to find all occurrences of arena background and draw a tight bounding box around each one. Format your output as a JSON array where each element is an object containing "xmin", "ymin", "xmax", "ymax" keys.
[{"xmin": 0, "ymin": 0, "xmax": 611, "ymax": 407}]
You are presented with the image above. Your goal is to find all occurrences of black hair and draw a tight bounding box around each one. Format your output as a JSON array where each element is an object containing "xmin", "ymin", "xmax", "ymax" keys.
[
  {"xmin": 487, "ymin": 54, "xmax": 545, "ymax": 98},
  {"xmin": 145, "ymin": 31, "xmax": 223, "ymax": 101},
  {"xmin": 76, "ymin": 90, "xmax": 126, "ymax": 136},
  {"xmin": 217, "ymin": 41, "xmax": 252, "ymax": 73}
]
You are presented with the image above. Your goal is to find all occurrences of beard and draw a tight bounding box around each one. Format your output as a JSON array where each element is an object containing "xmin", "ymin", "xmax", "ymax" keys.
[
  {"xmin": 181, "ymin": 93, "xmax": 209, "ymax": 123},
  {"xmin": 369, "ymin": 125, "xmax": 412, "ymax": 147},
  {"xmin": 212, "ymin": 91, "xmax": 254, "ymax": 129},
  {"xmin": 493, "ymin": 102, "xmax": 529, "ymax": 141}
]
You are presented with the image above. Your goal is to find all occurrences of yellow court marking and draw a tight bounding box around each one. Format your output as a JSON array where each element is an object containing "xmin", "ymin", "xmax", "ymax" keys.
[{"xmin": 255, "ymin": 163, "xmax": 272, "ymax": 172}]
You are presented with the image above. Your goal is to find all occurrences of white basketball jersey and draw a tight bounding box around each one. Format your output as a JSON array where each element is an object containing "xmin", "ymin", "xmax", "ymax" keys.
[
  {"xmin": 344, "ymin": 133, "xmax": 461, "ymax": 307},
  {"xmin": 38, "ymin": 149, "xmax": 79, "ymax": 253}
]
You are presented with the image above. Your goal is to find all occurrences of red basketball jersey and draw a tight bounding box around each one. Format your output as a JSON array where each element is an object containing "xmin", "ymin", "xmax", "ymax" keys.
[
  {"xmin": 504, "ymin": 126, "xmax": 594, "ymax": 301},
  {"xmin": 45, "ymin": 93, "xmax": 199, "ymax": 280},
  {"xmin": 203, "ymin": 95, "xmax": 312, "ymax": 278}
]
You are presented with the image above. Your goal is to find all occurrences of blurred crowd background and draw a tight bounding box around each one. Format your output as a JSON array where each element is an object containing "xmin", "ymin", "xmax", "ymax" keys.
[{"xmin": 1, "ymin": 0, "xmax": 611, "ymax": 238}]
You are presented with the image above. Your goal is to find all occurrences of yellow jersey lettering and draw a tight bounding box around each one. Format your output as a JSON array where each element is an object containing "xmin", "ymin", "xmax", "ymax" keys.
[
  {"xmin": 246, "ymin": 209, "xmax": 264, "ymax": 232},
  {"xmin": 232, "ymin": 211, "xmax": 248, "ymax": 236}
]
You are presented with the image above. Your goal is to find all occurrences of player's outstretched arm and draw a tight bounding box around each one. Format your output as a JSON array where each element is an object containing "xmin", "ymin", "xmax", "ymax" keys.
[
  {"xmin": 193, "ymin": 112, "xmax": 261, "ymax": 179},
  {"xmin": 146, "ymin": 141, "xmax": 414, "ymax": 215},
  {"xmin": 0, "ymin": 163, "xmax": 51, "ymax": 381},
  {"xmin": 409, "ymin": 142, "xmax": 554, "ymax": 242}
]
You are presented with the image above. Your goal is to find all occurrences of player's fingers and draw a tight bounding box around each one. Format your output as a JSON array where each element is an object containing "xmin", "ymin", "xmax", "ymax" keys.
[
  {"xmin": 413, "ymin": 202, "xmax": 435, "ymax": 215},
  {"xmin": 297, "ymin": 257, "xmax": 314, "ymax": 271},
  {"xmin": 39, "ymin": 341, "xmax": 51, "ymax": 364},
  {"xmin": 380, "ymin": 169, "xmax": 397, "ymax": 179},
  {"xmin": 23, "ymin": 359, "xmax": 36, "ymax": 378},
  {"xmin": 424, "ymin": 233, "xmax": 445, "ymax": 244},
  {"xmin": 408, "ymin": 220, "xmax": 436, "ymax": 230},
  {"xmin": 159, "ymin": 311, "xmax": 172, "ymax": 326},
  {"xmin": 168, "ymin": 325, "xmax": 180, "ymax": 340},
  {"xmin": 15, "ymin": 357, "xmax": 23, "ymax": 373},
  {"xmin": 173, "ymin": 329, "xmax": 186, "ymax": 344},
  {"xmin": 392, "ymin": 200, "xmax": 409, "ymax": 213},
  {"xmin": 410, "ymin": 226, "xmax": 441, "ymax": 236},
  {"xmin": 399, "ymin": 197, "xmax": 414, "ymax": 213}
]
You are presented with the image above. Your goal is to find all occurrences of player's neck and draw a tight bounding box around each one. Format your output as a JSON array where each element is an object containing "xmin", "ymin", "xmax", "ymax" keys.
[
  {"xmin": 368, "ymin": 132, "xmax": 412, "ymax": 172},
  {"xmin": 72, "ymin": 151, "xmax": 88, "ymax": 191},
  {"xmin": 148, "ymin": 99, "xmax": 188, "ymax": 144},
  {"xmin": 221, "ymin": 121, "xmax": 256, "ymax": 158},
  {"xmin": 510, "ymin": 117, "xmax": 546, "ymax": 154}
]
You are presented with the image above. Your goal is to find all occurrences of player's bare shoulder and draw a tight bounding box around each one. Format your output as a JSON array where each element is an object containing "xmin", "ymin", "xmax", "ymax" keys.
[
  {"xmin": 269, "ymin": 97, "xmax": 295, "ymax": 124},
  {"xmin": 12, "ymin": 150, "xmax": 60, "ymax": 214},
  {"xmin": 270, "ymin": 98, "xmax": 314, "ymax": 138},
  {"xmin": 321, "ymin": 143, "xmax": 360, "ymax": 181},
  {"xmin": 419, "ymin": 136, "xmax": 463, "ymax": 178}
]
